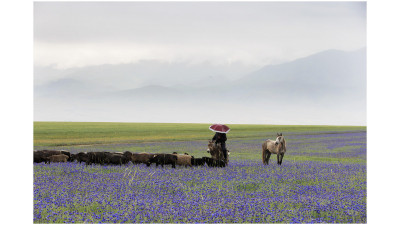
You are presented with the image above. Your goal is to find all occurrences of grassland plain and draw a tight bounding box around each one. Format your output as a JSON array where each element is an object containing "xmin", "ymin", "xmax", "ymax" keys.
[
  {"xmin": 34, "ymin": 122, "xmax": 365, "ymax": 146},
  {"xmin": 33, "ymin": 122, "xmax": 366, "ymax": 223}
]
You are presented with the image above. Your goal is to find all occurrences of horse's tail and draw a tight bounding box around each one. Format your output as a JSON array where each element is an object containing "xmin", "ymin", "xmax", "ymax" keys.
[{"xmin": 262, "ymin": 143, "xmax": 267, "ymax": 165}]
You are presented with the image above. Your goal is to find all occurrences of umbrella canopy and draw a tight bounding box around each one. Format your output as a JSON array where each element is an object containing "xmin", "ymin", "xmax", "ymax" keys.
[{"xmin": 209, "ymin": 124, "xmax": 230, "ymax": 133}]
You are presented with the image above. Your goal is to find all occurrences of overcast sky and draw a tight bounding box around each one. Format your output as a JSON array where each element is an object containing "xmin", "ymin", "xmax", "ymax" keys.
[
  {"xmin": 33, "ymin": 1, "xmax": 367, "ymax": 125},
  {"xmin": 34, "ymin": 1, "xmax": 366, "ymax": 70}
]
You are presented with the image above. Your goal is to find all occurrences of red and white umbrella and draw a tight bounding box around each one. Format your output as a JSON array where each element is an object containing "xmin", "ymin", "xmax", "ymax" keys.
[{"xmin": 209, "ymin": 124, "xmax": 230, "ymax": 133}]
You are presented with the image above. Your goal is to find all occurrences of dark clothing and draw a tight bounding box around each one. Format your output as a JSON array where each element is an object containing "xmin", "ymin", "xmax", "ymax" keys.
[
  {"xmin": 212, "ymin": 132, "xmax": 228, "ymax": 161},
  {"xmin": 221, "ymin": 142, "xmax": 227, "ymax": 161},
  {"xmin": 212, "ymin": 132, "xmax": 227, "ymax": 143}
]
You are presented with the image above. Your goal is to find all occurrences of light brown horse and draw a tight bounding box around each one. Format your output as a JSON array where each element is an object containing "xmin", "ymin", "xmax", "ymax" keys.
[
  {"xmin": 262, "ymin": 133, "xmax": 287, "ymax": 165},
  {"xmin": 207, "ymin": 140, "xmax": 229, "ymax": 165}
]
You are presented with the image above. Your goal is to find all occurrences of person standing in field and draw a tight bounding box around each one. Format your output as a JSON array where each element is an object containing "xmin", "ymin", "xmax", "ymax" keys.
[{"xmin": 212, "ymin": 132, "xmax": 228, "ymax": 162}]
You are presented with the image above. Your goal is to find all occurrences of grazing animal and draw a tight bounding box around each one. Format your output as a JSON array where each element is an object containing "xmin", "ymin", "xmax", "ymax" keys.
[
  {"xmin": 130, "ymin": 153, "xmax": 155, "ymax": 166},
  {"xmin": 191, "ymin": 157, "xmax": 205, "ymax": 166},
  {"xmin": 262, "ymin": 133, "xmax": 287, "ymax": 165},
  {"xmin": 71, "ymin": 152, "xmax": 89, "ymax": 164},
  {"xmin": 60, "ymin": 150, "xmax": 72, "ymax": 161},
  {"xmin": 172, "ymin": 152, "xmax": 192, "ymax": 167},
  {"xmin": 34, "ymin": 150, "xmax": 71, "ymax": 163},
  {"xmin": 207, "ymin": 140, "xmax": 229, "ymax": 165},
  {"xmin": 202, "ymin": 157, "xmax": 225, "ymax": 167},
  {"xmin": 149, "ymin": 154, "xmax": 177, "ymax": 168},
  {"xmin": 46, "ymin": 154, "xmax": 69, "ymax": 163},
  {"xmin": 34, "ymin": 151, "xmax": 47, "ymax": 163},
  {"xmin": 86, "ymin": 152, "xmax": 110, "ymax": 165},
  {"xmin": 106, "ymin": 153, "xmax": 130, "ymax": 166},
  {"xmin": 42, "ymin": 150, "xmax": 71, "ymax": 158},
  {"xmin": 122, "ymin": 151, "xmax": 134, "ymax": 163}
]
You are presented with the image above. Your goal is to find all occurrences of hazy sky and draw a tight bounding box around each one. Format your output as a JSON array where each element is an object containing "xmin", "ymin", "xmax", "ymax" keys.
[
  {"xmin": 33, "ymin": 1, "xmax": 367, "ymax": 125},
  {"xmin": 34, "ymin": 1, "xmax": 366, "ymax": 70}
]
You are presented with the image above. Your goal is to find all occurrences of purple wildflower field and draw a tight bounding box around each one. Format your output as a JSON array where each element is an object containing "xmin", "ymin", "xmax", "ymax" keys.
[{"xmin": 34, "ymin": 131, "xmax": 366, "ymax": 223}]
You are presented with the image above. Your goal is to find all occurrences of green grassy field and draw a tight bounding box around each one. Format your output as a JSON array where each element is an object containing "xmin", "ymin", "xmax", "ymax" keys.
[
  {"xmin": 34, "ymin": 122, "xmax": 367, "ymax": 223},
  {"xmin": 34, "ymin": 122, "xmax": 366, "ymax": 147}
]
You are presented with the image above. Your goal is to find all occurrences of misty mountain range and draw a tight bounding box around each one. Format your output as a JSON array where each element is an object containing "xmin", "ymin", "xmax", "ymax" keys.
[{"xmin": 34, "ymin": 48, "xmax": 366, "ymax": 125}]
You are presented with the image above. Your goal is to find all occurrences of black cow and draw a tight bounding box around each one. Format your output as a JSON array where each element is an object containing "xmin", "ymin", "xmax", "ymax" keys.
[
  {"xmin": 191, "ymin": 157, "xmax": 205, "ymax": 166},
  {"xmin": 86, "ymin": 152, "xmax": 110, "ymax": 165},
  {"xmin": 70, "ymin": 152, "xmax": 89, "ymax": 164},
  {"xmin": 202, "ymin": 157, "xmax": 226, "ymax": 167},
  {"xmin": 34, "ymin": 151, "xmax": 47, "ymax": 163},
  {"xmin": 106, "ymin": 153, "xmax": 130, "ymax": 166},
  {"xmin": 148, "ymin": 154, "xmax": 177, "ymax": 168}
]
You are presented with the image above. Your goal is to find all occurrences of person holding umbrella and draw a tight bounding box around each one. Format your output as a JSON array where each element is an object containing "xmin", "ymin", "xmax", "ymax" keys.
[{"xmin": 209, "ymin": 124, "xmax": 230, "ymax": 162}]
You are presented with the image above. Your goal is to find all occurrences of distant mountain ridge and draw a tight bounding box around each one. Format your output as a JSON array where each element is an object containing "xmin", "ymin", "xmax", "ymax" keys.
[
  {"xmin": 234, "ymin": 48, "xmax": 366, "ymax": 87},
  {"xmin": 35, "ymin": 48, "xmax": 366, "ymax": 98}
]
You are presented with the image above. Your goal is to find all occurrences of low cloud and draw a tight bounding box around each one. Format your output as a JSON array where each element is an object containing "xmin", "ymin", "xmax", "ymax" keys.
[{"xmin": 34, "ymin": 2, "xmax": 366, "ymax": 69}]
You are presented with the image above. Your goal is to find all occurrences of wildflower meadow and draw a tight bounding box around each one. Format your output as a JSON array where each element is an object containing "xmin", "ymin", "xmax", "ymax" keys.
[{"xmin": 34, "ymin": 122, "xmax": 366, "ymax": 223}]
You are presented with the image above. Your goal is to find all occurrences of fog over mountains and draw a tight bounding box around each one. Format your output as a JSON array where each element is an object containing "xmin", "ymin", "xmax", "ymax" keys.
[{"xmin": 34, "ymin": 48, "xmax": 366, "ymax": 125}]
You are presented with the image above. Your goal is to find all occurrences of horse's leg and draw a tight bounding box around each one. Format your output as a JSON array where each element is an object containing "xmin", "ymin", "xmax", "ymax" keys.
[
  {"xmin": 277, "ymin": 154, "xmax": 280, "ymax": 165},
  {"xmin": 262, "ymin": 148, "xmax": 266, "ymax": 165},
  {"xmin": 266, "ymin": 152, "xmax": 271, "ymax": 165},
  {"xmin": 280, "ymin": 153, "xmax": 285, "ymax": 165}
]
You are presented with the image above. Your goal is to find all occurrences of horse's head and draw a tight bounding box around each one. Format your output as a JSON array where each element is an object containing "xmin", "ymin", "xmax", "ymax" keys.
[{"xmin": 275, "ymin": 133, "xmax": 284, "ymax": 146}]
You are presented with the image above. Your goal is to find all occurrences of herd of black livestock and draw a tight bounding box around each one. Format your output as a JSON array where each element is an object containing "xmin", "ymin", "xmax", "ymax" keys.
[{"xmin": 33, "ymin": 150, "xmax": 226, "ymax": 168}]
